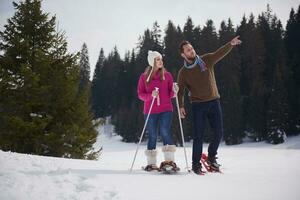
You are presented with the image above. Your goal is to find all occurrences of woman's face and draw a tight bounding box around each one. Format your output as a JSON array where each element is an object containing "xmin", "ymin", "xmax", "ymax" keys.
[{"xmin": 155, "ymin": 56, "xmax": 163, "ymax": 69}]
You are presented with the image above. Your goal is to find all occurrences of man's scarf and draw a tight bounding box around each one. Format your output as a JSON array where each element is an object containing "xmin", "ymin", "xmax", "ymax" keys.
[{"xmin": 183, "ymin": 55, "xmax": 207, "ymax": 72}]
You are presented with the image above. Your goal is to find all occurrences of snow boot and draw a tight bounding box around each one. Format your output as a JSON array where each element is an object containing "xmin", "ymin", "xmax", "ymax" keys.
[
  {"xmin": 192, "ymin": 162, "xmax": 205, "ymax": 175},
  {"xmin": 206, "ymin": 155, "xmax": 221, "ymax": 171},
  {"xmin": 144, "ymin": 149, "xmax": 159, "ymax": 171},
  {"xmin": 160, "ymin": 145, "xmax": 180, "ymax": 172}
]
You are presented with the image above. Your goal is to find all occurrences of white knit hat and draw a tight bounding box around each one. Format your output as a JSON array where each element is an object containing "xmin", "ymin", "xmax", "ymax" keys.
[{"xmin": 147, "ymin": 50, "xmax": 162, "ymax": 67}]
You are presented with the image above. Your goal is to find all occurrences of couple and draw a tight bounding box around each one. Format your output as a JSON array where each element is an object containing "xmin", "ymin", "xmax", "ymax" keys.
[{"xmin": 137, "ymin": 36, "xmax": 242, "ymax": 174}]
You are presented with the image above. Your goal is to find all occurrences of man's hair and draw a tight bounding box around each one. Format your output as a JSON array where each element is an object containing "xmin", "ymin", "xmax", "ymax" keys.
[{"xmin": 179, "ymin": 40, "xmax": 191, "ymax": 53}]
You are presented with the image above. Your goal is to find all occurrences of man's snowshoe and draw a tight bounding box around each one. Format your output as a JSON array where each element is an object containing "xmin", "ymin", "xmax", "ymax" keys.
[
  {"xmin": 192, "ymin": 162, "xmax": 205, "ymax": 175},
  {"xmin": 201, "ymin": 153, "xmax": 222, "ymax": 173}
]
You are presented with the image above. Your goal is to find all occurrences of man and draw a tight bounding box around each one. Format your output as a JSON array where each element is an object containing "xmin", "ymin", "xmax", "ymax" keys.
[{"xmin": 177, "ymin": 36, "xmax": 242, "ymax": 174}]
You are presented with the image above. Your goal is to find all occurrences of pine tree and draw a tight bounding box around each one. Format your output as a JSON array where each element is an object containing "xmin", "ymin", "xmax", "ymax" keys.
[
  {"xmin": 0, "ymin": 0, "xmax": 59, "ymax": 153},
  {"xmin": 183, "ymin": 16, "xmax": 196, "ymax": 44},
  {"xmin": 163, "ymin": 20, "xmax": 184, "ymax": 76},
  {"xmin": 91, "ymin": 48, "xmax": 105, "ymax": 118},
  {"xmin": 99, "ymin": 46, "xmax": 122, "ymax": 116},
  {"xmin": 151, "ymin": 21, "xmax": 163, "ymax": 53},
  {"xmin": 266, "ymin": 62, "xmax": 289, "ymax": 144},
  {"xmin": 285, "ymin": 6, "xmax": 300, "ymax": 134},
  {"xmin": 265, "ymin": 16, "xmax": 290, "ymax": 144},
  {"xmin": 237, "ymin": 13, "xmax": 268, "ymax": 141},
  {"xmin": 217, "ymin": 19, "xmax": 244, "ymax": 144},
  {"xmin": 257, "ymin": 5, "xmax": 277, "ymax": 89},
  {"xmin": 114, "ymin": 51, "xmax": 138, "ymax": 142},
  {"xmin": 193, "ymin": 25, "xmax": 202, "ymax": 54},
  {"xmin": 237, "ymin": 15, "xmax": 251, "ymax": 97},
  {"xmin": 199, "ymin": 20, "xmax": 219, "ymax": 54},
  {"xmin": 136, "ymin": 22, "xmax": 164, "ymax": 65},
  {"xmin": 253, "ymin": 5, "xmax": 291, "ymax": 142},
  {"xmin": 0, "ymin": 0, "xmax": 99, "ymax": 159},
  {"xmin": 79, "ymin": 43, "xmax": 91, "ymax": 91}
]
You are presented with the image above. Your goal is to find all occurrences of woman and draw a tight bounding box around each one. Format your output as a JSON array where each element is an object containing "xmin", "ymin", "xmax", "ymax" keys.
[{"xmin": 137, "ymin": 50, "xmax": 179, "ymax": 171}]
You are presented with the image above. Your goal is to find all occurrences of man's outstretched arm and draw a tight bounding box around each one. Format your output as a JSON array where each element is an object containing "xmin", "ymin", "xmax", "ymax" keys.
[{"xmin": 206, "ymin": 36, "xmax": 242, "ymax": 65}]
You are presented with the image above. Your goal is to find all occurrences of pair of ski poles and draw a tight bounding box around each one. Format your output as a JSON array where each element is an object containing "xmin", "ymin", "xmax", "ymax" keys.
[{"xmin": 129, "ymin": 83, "xmax": 190, "ymax": 172}]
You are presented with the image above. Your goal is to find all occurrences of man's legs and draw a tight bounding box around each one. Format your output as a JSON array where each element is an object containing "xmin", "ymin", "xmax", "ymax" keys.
[
  {"xmin": 207, "ymin": 99, "xmax": 224, "ymax": 158},
  {"xmin": 192, "ymin": 103, "xmax": 208, "ymax": 165}
]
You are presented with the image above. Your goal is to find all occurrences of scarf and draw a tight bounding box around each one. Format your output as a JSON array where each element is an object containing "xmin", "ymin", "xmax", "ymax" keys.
[{"xmin": 183, "ymin": 55, "xmax": 207, "ymax": 72}]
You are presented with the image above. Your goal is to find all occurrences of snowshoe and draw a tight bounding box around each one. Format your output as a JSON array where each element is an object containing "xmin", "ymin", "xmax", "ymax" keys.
[
  {"xmin": 192, "ymin": 162, "xmax": 205, "ymax": 175},
  {"xmin": 201, "ymin": 153, "xmax": 222, "ymax": 173},
  {"xmin": 159, "ymin": 161, "xmax": 180, "ymax": 174},
  {"xmin": 142, "ymin": 164, "xmax": 161, "ymax": 172}
]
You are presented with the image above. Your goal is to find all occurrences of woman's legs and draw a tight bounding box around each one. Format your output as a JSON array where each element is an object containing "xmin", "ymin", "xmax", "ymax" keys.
[
  {"xmin": 159, "ymin": 112, "xmax": 176, "ymax": 162},
  {"xmin": 159, "ymin": 111, "xmax": 173, "ymax": 146},
  {"xmin": 145, "ymin": 113, "xmax": 159, "ymax": 150},
  {"xmin": 144, "ymin": 114, "xmax": 159, "ymax": 167}
]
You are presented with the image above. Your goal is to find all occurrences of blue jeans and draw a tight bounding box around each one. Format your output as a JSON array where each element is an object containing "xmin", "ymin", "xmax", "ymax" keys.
[
  {"xmin": 192, "ymin": 99, "xmax": 223, "ymax": 165},
  {"xmin": 145, "ymin": 111, "xmax": 174, "ymax": 150}
]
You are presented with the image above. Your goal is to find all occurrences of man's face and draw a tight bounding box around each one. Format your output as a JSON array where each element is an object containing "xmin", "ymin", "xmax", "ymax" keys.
[{"xmin": 181, "ymin": 44, "xmax": 196, "ymax": 61}]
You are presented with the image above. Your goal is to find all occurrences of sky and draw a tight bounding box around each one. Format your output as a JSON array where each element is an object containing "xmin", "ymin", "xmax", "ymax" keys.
[{"xmin": 1, "ymin": 0, "xmax": 299, "ymax": 78}]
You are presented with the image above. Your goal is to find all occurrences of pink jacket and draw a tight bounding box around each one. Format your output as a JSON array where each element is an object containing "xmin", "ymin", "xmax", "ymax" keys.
[{"xmin": 137, "ymin": 71, "xmax": 175, "ymax": 114}]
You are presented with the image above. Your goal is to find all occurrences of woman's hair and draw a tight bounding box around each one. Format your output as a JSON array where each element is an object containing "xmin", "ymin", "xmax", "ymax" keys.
[{"xmin": 144, "ymin": 58, "xmax": 165, "ymax": 84}]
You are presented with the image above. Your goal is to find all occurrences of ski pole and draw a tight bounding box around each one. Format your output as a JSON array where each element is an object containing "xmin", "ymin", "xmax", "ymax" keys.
[
  {"xmin": 130, "ymin": 87, "xmax": 159, "ymax": 172},
  {"xmin": 174, "ymin": 83, "xmax": 190, "ymax": 172}
]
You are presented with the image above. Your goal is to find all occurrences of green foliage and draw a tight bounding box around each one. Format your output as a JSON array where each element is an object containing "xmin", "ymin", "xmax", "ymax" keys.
[{"xmin": 0, "ymin": 0, "xmax": 100, "ymax": 159}]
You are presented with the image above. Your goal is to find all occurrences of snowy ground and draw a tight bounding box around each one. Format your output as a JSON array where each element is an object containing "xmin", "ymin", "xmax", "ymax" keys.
[{"xmin": 1, "ymin": 122, "xmax": 300, "ymax": 200}]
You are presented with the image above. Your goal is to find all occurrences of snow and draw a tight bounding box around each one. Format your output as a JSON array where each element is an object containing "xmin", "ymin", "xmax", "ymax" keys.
[
  {"xmin": 30, "ymin": 113, "xmax": 43, "ymax": 118},
  {"xmin": 1, "ymin": 122, "xmax": 300, "ymax": 200}
]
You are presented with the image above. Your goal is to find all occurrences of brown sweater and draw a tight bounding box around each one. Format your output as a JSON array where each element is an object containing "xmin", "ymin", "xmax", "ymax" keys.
[{"xmin": 177, "ymin": 42, "xmax": 233, "ymax": 107}]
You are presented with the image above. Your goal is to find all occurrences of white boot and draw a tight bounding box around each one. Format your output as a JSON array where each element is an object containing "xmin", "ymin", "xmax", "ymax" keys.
[
  {"xmin": 144, "ymin": 149, "xmax": 158, "ymax": 166},
  {"xmin": 162, "ymin": 145, "xmax": 176, "ymax": 161},
  {"xmin": 160, "ymin": 145, "xmax": 179, "ymax": 172}
]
